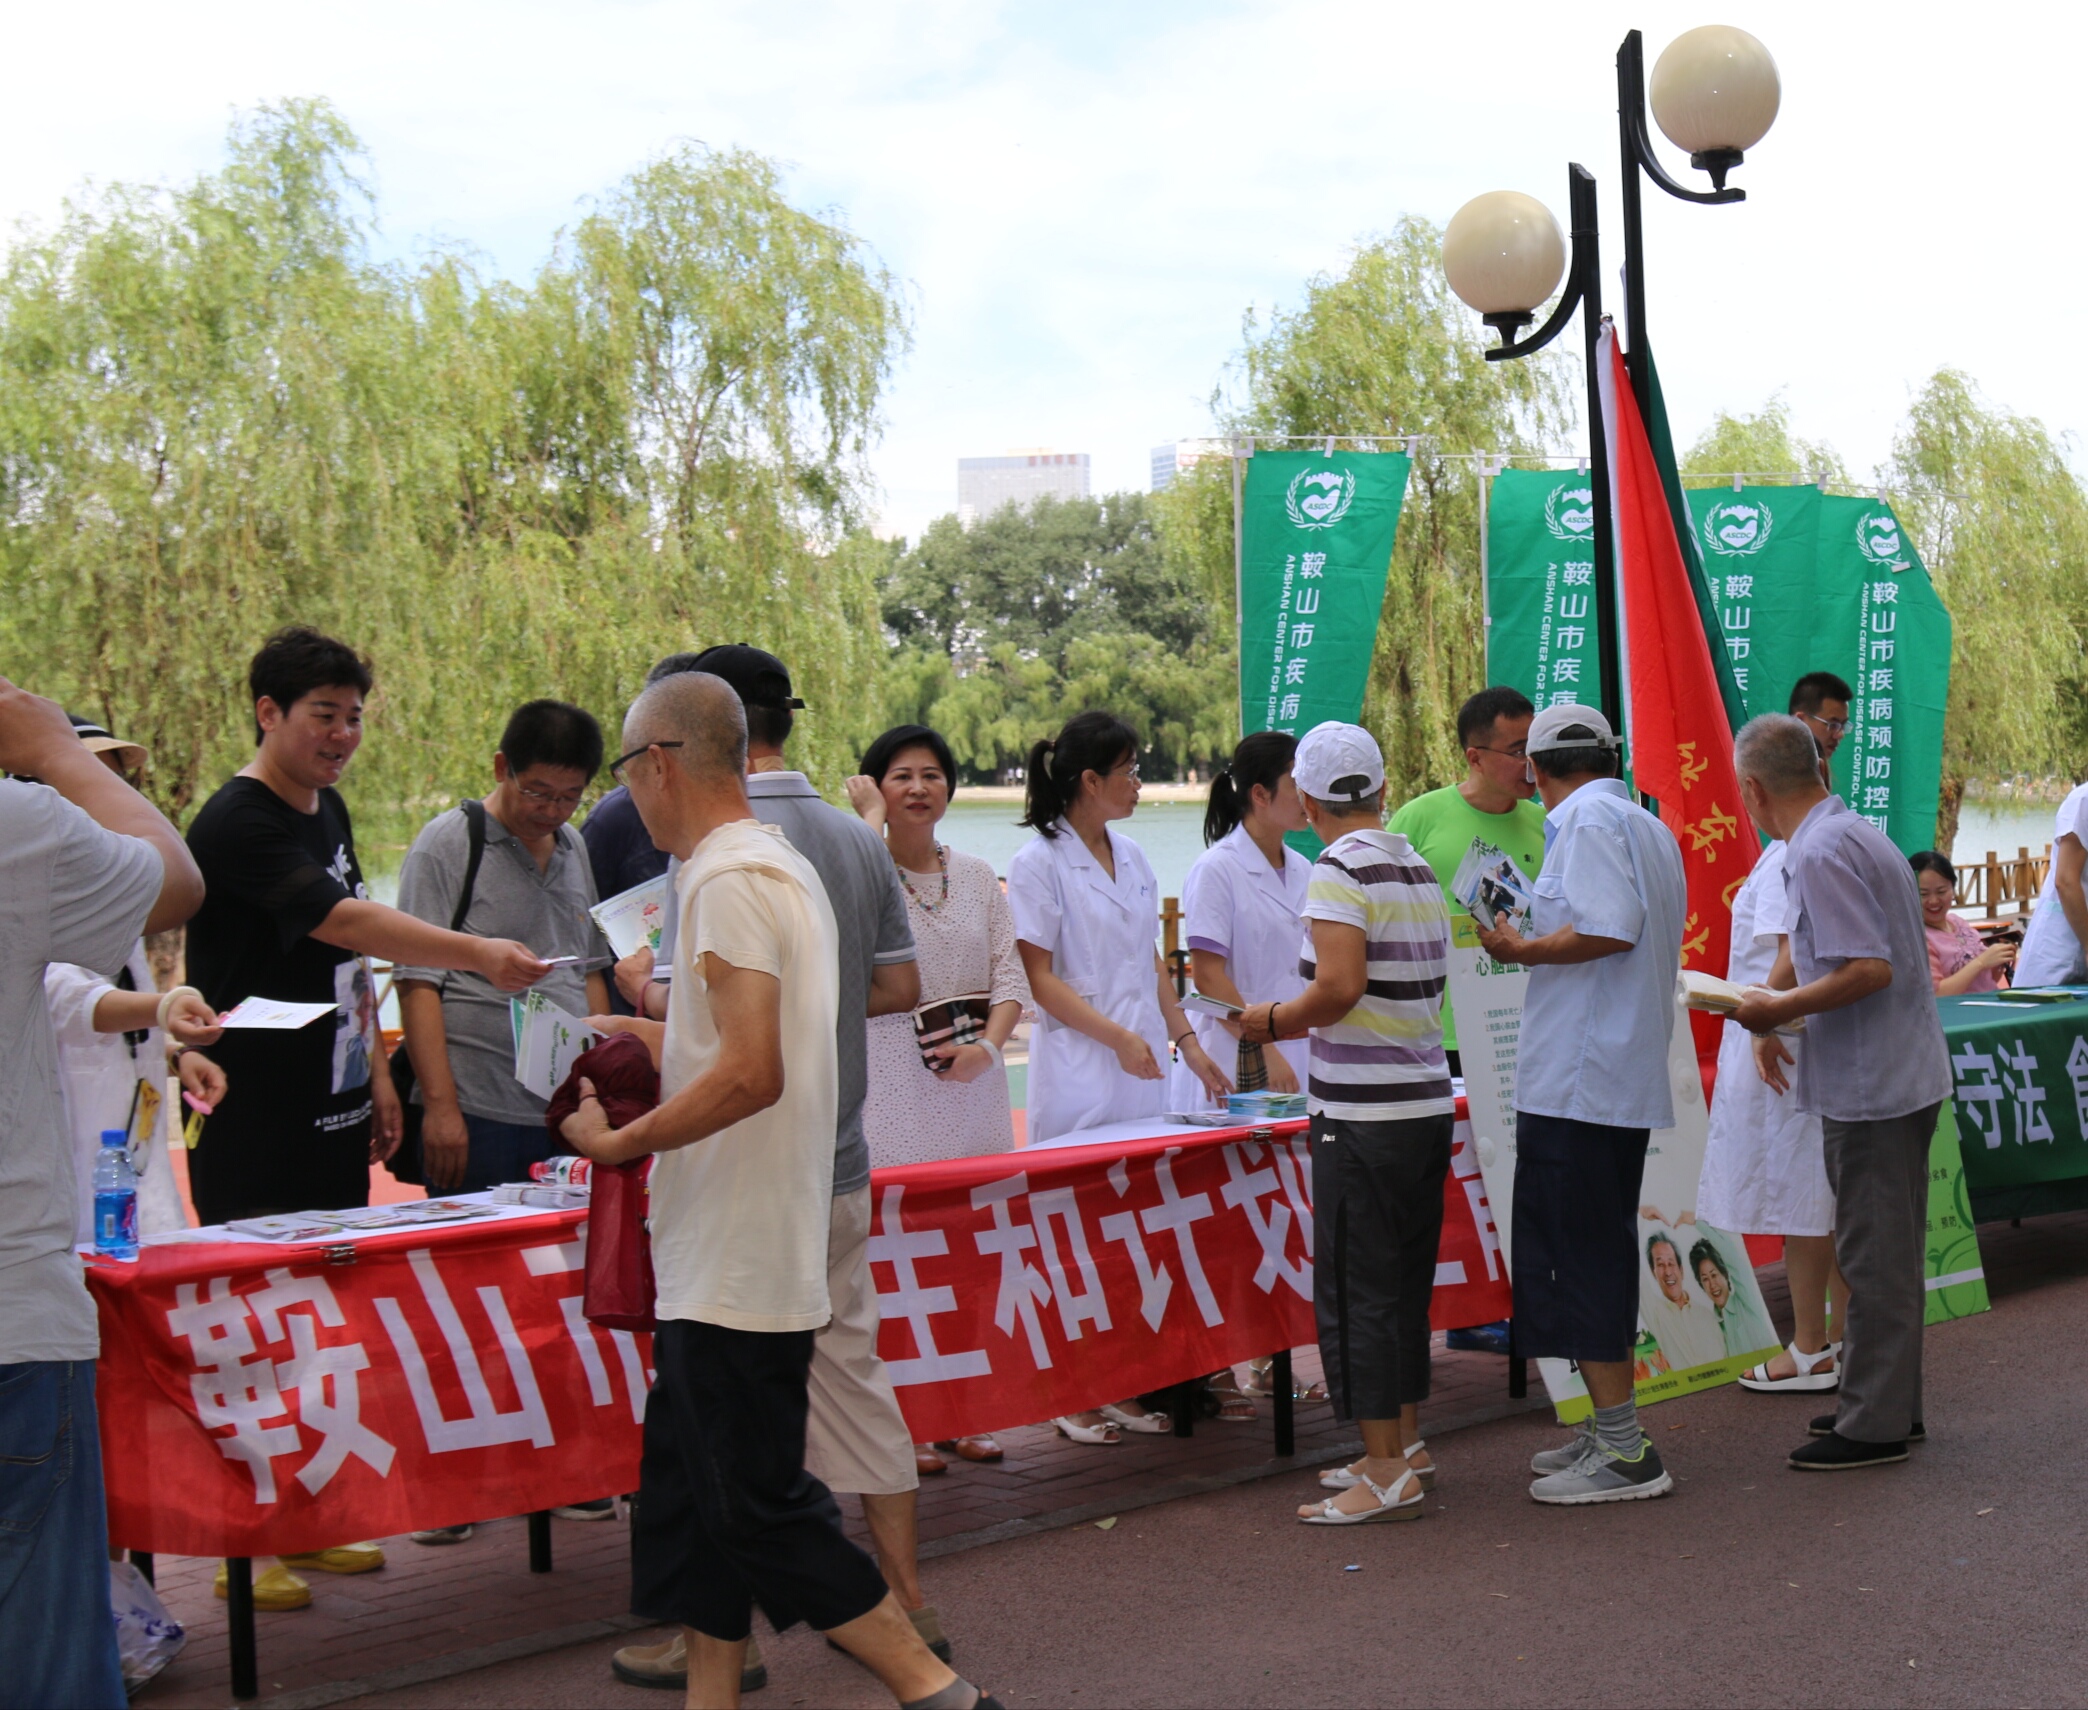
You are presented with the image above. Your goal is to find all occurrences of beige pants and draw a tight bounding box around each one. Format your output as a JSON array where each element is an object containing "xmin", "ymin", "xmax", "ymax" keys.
[{"xmin": 805, "ymin": 1186, "xmax": 920, "ymax": 1496}]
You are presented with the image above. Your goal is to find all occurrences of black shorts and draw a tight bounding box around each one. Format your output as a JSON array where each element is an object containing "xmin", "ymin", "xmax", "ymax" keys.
[
  {"xmin": 1509, "ymin": 1112, "xmax": 1651, "ymax": 1365},
  {"xmin": 632, "ymin": 1318, "xmax": 887, "ymax": 1642}
]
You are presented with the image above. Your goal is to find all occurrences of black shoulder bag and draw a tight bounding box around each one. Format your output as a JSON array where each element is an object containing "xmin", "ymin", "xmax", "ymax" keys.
[{"xmin": 384, "ymin": 800, "xmax": 488, "ymax": 1186}]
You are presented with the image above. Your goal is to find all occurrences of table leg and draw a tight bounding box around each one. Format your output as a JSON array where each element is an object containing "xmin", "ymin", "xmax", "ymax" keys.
[
  {"xmin": 225, "ymin": 1556, "xmax": 258, "ymax": 1699},
  {"xmin": 1171, "ymin": 1379, "xmax": 1196, "ymax": 1438},
  {"xmin": 128, "ymin": 1549, "xmax": 154, "ymax": 1586},
  {"xmin": 1272, "ymin": 1349, "xmax": 1295, "ymax": 1457},
  {"xmin": 528, "ymin": 1510, "xmax": 553, "ymax": 1573}
]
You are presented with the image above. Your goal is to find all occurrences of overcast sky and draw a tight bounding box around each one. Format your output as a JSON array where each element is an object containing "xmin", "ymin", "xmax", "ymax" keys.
[{"xmin": 2, "ymin": 0, "xmax": 2074, "ymax": 539}]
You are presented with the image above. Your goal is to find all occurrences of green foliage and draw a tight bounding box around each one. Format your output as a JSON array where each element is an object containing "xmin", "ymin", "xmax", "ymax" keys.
[
  {"xmin": 879, "ymin": 491, "xmax": 1231, "ymax": 777},
  {"xmin": 0, "ymin": 102, "xmax": 907, "ymax": 850},
  {"xmin": 1681, "ymin": 397, "xmax": 1849, "ymax": 489},
  {"xmin": 1214, "ymin": 217, "xmax": 1573, "ymax": 807},
  {"xmin": 1888, "ymin": 370, "xmax": 2088, "ymax": 837}
]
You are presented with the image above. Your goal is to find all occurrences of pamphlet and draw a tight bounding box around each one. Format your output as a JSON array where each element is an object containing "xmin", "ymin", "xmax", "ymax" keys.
[
  {"xmin": 590, "ymin": 877, "xmax": 669, "ymax": 960},
  {"xmin": 1182, "ymin": 991, "xmax": 1245, "ymax": 1021},
  {"xmin": 512, "ymin": 990, "xmax": 601, "ymax": 1103},
  {"xmin": 218, "ymin": 997, "xmax": 338, "ymax": 1030},
  {"xmin": 1450, "ymin": 842, "xmax": 1537, "ymax": 935}
]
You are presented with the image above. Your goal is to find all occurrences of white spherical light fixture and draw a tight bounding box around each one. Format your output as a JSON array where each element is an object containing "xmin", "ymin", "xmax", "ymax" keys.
[
  {"xmin": 1649, "ymin": 25, "xmax": 1780, "ymax": 180},
  {"xmin": 1443, "ymin": 191, "xmax": 1567, "ymax": 327}
]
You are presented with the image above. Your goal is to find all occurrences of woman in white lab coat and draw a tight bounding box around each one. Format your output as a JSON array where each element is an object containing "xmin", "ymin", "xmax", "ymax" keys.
[
  {"xmin": 1166, "ymin": 731, "xmax": 1312, "ymax": 1112},
  {"xmin": 1009, "ymin": 710, "xmax": 1230, "ymax": 1443}
]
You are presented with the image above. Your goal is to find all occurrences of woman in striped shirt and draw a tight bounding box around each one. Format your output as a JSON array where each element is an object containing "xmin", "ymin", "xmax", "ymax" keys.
[{"xmin": 1240, "ymin": 722, "xmax": 1454, "ymax": 1525}]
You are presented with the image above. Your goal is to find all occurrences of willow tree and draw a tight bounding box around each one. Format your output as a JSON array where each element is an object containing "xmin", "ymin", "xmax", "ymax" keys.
[
  {"xmin": 1887, "ymin": 369, "xmax": 2088, "ymax": 844},
  {"xmin": 1213, "ymin": 217, "xmax": 1572, "ymax": 804},
  {"xmin": 1681, "ymin": 397, "xmax": 1848, "ymax": 489},
  {"xmin": 0, "ymin": 102, "xmax": 908, "ymax": 846}
]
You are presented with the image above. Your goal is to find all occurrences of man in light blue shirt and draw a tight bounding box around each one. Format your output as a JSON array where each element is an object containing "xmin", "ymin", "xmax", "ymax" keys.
[{"xmin": 1476, "ymin": 703, "xmax": 1685, "ymax": 1506}]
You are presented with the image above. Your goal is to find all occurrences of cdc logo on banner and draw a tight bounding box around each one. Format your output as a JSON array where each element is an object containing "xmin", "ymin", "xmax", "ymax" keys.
[
  {"xmin": 1700, "ymin": 497, "xmax": 1775, "ymax": 557},
  {"xmin": 1284, "ymin": 466, "xmax": 1356, "ymax": 530},
  {"xmin": 1543, "ymin": 482, "xmax": 1595, "ymax": 540}
]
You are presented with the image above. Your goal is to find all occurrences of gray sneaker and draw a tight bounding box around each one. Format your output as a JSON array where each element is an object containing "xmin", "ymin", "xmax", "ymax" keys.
[
  {"xmin": 1529, "ymin": 1423, "xmax": 1598, "ymax": 1475},
  {"xmin": 1529, "ymin": 1435, "xmax": 1672, "ymax": 1505}
]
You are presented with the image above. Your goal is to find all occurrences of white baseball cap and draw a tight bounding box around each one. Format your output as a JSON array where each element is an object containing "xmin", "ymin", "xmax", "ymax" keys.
[
  {"xmin": 1526, "ymin": 702, "xmax": 1619, "ymax": 754},
  {"xmin": 1292, "ymin": 721, "xmax": 1385, "ymax": 804}
]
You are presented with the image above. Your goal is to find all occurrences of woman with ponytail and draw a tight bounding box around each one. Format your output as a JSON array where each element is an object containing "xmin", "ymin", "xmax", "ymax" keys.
[
  {"xmin": 1168, "ymin": 732, "xmax": 1311, "ymax": 1117},
  {"xmin": 1008, "ymin": 711, "xmax": 1231, "ymax": 1444}
]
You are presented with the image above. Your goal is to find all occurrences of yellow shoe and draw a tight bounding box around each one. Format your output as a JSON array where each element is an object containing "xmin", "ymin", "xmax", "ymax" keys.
[
  {"xmin": 213, "ymin": 1562, "xmax": 312, "ymax": 1611},
  {"xmin": 277, "ymin": 1542, "xmax": 387, "ymax": 1575}
]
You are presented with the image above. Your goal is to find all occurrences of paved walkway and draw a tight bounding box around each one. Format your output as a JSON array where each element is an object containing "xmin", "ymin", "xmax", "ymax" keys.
[{"xmin": 131, "ymin": 1213, "xmax": 2087, "ymax": 1708}]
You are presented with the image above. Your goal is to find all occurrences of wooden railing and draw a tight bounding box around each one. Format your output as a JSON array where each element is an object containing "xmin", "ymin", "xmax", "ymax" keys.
[{"xmin": 1955, "ymin": 846, "xmax": 2051, "ymax": 918}]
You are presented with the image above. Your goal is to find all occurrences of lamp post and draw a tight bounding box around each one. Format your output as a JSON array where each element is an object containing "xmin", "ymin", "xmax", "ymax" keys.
[{"xmin": 1444, "ymin": 24, "xmax": 1780, "ymax": 731}]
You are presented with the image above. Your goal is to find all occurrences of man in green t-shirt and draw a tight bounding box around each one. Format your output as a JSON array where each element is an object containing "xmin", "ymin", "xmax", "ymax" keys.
[
  {"xmin": 1389, "ymin": 686, "xmax": 1546, "ymax": 1356},
  {"xmin": 1388, "ymin": 686, "xmax": 1547, "ymax": 1075}
]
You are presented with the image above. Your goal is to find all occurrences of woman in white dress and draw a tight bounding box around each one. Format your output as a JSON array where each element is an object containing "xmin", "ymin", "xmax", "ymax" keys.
[
  {"xmin": 848, "ymin": 723, "xmax": 1031, "ymax": 1472},
  {"xmin": 1166, "ymin": 731, "xmax": 1312, "ymax": 1112},
  {"xmin": 1009, "ymin": 711, "xmax": 1230, "ymax": 1444},
  {"xmin": 1696, "ymin": 841, "xmax": 1847, "ymax": 1391}
]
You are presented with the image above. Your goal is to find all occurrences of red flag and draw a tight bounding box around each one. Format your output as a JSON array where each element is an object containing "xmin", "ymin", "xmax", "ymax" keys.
[{"xmin": 1598, "ymin": 322, "xmax": 1759, "ymax": 1090}]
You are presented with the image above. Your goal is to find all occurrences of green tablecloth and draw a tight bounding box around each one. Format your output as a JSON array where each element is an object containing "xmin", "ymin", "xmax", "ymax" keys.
[{"xmin": 1938, "ymin": 991, "xmax": 2088, "ymax": 1222}]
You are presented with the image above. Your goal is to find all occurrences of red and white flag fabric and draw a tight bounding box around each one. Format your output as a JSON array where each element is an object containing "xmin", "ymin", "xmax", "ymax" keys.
[{"xmin": 1597, "ymin": 320, "xmax": 1760, "ymax": 1085}]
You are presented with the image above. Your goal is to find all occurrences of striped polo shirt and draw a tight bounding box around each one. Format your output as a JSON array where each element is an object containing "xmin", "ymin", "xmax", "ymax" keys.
[{"xmin": 1298, "ymin": 827, "xmax": 1453, "ymax": 1121}]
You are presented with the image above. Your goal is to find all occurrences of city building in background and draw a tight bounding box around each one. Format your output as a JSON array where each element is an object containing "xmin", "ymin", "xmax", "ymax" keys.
[
  {"xmin": 1149, "ymin": 438, "xmax": 1230, "ymax": 493},
  {"xmin": 957, "ymin": 450, "xmax": 1089, "ymax": 525}
]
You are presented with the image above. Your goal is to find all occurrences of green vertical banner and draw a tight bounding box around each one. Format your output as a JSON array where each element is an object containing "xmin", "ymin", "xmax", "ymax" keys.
[
  {"xmin": 1484, "ymin": 466, "xmax": 1606, "ymax": 714},
  {"xmin": 1683, "ymin": 488, "xmax": 1950, "ymax": 853},
  {"xmin": 1686, "ymin": 483, "xmax": 1821, "ymax": 724},
  {"xmin": 1238, "ymin": 448, "xmax": 1409, "ymax": 739},
  {"xmin": 1819, "ymin": 495, "xmax": 1951, "ymax": 853}
]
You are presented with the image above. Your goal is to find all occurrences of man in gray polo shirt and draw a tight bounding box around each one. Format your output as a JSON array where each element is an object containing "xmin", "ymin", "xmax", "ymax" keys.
[
  {"xmin": 615, "ymin": 645, "xmax": 933, "ymax": 1695},
  {"xmin": 396, "ymin": 701, "xmax": 612, "ymax": 1197},
  {"xmin": 1732, "ymin": 714, "xmax": 1950, "ymax": 1470}
]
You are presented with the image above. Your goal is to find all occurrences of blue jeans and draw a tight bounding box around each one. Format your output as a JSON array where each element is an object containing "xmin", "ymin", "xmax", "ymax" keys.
[
  {"xmin": 0, "ymin": 1360, "xmax": 125, "ymax": 1708},
  {"xmin": 461, "ymin": 1113, "xmax": 556, "ymax": 1193}
]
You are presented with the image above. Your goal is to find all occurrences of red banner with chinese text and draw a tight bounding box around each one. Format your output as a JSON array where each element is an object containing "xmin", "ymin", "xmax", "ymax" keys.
[
  {"xmin": 90, "ymin": 1116, "xmax": 1508, "ymax": 1557},
  {"xmin": 1599, "ymin": 322, "xmax": 1760, "ymax": 1087}
]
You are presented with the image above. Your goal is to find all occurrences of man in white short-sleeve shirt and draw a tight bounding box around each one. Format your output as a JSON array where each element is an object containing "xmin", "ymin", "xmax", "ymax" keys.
[
  {"xmin": 560, "ymin": 672, "xmax": 991, "ymax": 1710},
  {"xmin": 0, "ymin": 680, "xmax": 203, "ymax": 1709},
  {"xmin": 2014, "ymin": 778, "xmax": 2088, "ymax": 987}
]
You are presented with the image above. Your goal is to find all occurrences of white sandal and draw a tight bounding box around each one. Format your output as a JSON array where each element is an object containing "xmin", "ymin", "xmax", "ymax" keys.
[
  {"xmin": 1098, "ymin": 1402, "xmax": 1171, "ymax": 1434},
  {"xmin": 1737, "ymin": 1340, "xmax": 1841, "ymax": 1392},
  {"xmin": 1321, "ymin": 1438, "xmax": 1436, "ymax": 1493},
  {"xmin": 1299, "ymin": 1465, "xmax": 1425, "ymax": 1525},
  {"xmin": 1052, "ymin": 1415, "xmax": 1121, "ymax": 1445}
]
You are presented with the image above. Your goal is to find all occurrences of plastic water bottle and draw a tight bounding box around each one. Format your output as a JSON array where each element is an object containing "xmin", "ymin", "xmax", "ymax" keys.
[{"xmin": 93, "ymin": 1129, "xmax": 139, "ymax": 1260}]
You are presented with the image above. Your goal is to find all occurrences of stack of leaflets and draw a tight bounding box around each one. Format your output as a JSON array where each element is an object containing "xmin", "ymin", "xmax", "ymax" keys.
[
  {"xmin": 590, "ymin": 877, "xmax": 668, "ymax": 960},
  {"xmin": 1680, "ymin": 969, "xmax": 1805, "ymax": 1034},
  {"xmin": 1226, "ymin": 1090, "xmax": 1308, "ymax": 1122},
  {"xmin": 512, "ymin": 991, "xmax": 601, "ymax": 1102},
  {"xmin": 224, "ymin": 1200, "xmax": 506, "ymax": 1242},
  {"xmin": 1450, "ymin": 842, "xmax": 1537, "ymax": 934}
]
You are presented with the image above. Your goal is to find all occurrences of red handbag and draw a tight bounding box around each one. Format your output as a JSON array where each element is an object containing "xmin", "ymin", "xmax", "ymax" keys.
[{"xmin": 545, "ymin": 1032, "xmax": 660, "ymax": 1331}]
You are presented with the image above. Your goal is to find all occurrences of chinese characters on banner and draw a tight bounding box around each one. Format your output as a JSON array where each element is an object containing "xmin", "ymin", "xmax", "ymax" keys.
[
  {"xmin": 1237, "ymin": 449, "xmax": 1410, "ymax": 740},
  {"xmin": 1484, "ymin": 466, "xmax": 1608, "ymax": 715},
  {"xmin": 90, "ymin": 1121, "xmax": 1511, "ymax": 1555}
]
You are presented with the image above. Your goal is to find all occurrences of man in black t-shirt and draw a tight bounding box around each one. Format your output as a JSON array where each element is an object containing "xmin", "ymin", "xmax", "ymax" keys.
[{"xmin": 186, "ymin": 628, "xmax": 552, "ymax": 1226}]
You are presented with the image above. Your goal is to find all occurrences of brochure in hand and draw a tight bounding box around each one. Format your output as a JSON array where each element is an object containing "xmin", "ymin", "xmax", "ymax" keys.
[
  {"xmin": 513, "ymin": 990, "xmax": 601, "ymax": 1103},
  {"xmin": 590, "ymin": 877, "xmax": 669, "ymax": 960},
  {"xmin": 1450, "ymin": 842, "xmax": 1537, "ymax": 935}
]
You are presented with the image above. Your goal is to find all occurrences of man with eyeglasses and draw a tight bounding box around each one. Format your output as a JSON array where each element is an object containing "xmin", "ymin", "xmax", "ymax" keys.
[
  {"xmin": 395, "ymin": 700, "xmax": 613, "ymax": 1202},
  {"xmin": 1789, "ymin": 672, "xmax": 1853, "ymax": 771}
]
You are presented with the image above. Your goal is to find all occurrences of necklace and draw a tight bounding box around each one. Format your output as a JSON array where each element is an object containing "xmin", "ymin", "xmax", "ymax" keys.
[{"xmin": 898, "ymin": 843, "xmax": 949, "ymax": 914}]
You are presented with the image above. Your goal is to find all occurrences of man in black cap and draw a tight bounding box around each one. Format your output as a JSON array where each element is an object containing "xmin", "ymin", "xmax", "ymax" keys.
[{"xmin": 606, "ymin": 648, "xmax": 942, "ymax": 1696}]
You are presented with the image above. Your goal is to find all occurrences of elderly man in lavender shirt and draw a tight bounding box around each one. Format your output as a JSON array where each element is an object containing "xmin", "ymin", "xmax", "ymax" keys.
[{"xmin": 1731, "ymin": 715, "xmax": 1951, "ymax": 1471}]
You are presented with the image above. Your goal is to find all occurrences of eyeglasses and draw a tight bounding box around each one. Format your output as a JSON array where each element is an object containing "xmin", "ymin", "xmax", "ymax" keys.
[
  {"xmin": 516, "ymin": 783, "xmax": 587, "ymax": 808},
  {"xmin": 1469, "ymin": 743, "xmax": 1529, "ymax": 761},
  {"xmin": 1801, "ymin": 713, "xmax": 1851, "ymax": 735},
  {"xmin": 608, "ymin": 739, "xmax": 684, "ymax": 781}
]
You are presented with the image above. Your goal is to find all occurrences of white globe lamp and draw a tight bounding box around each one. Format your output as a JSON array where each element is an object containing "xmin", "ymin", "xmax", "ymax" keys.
[
  {"xmin": 1442, "ymin": 191, "xmax": 1567, "ymax": 343},
  {"xmin": 1649, "ymin": 25, "xmax": 1780, "ymax": 188}
]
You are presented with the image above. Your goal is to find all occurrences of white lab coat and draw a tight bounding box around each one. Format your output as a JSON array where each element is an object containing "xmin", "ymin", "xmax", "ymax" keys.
[
  {"xmin": 45, "ymin": 943, "xmax": 188, "ymax": 1242},
  {"xmin": 1007, "ymin": 821, "xmax": 1168, "ymax": 1145},
  {"xmin": 1696, "ymin": 843, "xmax": 1834, "ymax": 1236},
  {"xmin": 1166, "ymin": 826, "xmax": 1311, "ymax": 1109}
]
